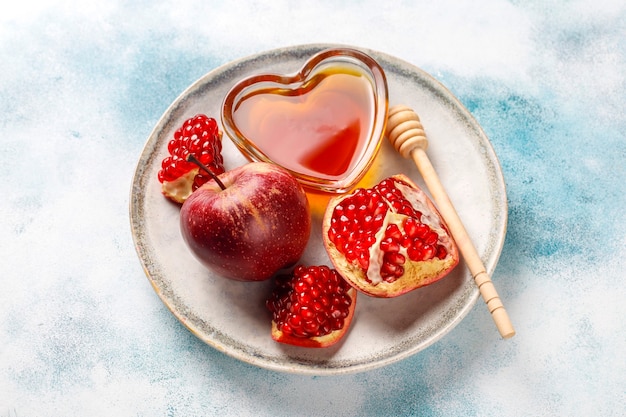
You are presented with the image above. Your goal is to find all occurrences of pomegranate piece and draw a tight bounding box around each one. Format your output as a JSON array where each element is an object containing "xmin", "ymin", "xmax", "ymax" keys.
[
  {"xmin": 157, "ymin": 114, "xmax": 225, "ymax": 203},
  {"xmin": 266, "ymin": 265, "xmax": 357, "ymax": 348},
  {"xmin": 323, "ymin": 174, "xmax": 459, "ymax": 298}
]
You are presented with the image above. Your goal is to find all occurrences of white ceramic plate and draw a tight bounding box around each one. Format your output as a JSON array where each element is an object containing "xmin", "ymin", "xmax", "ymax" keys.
[{"xmin": 129, "ymin": 44, "xmax": 507, "ymax": 375}]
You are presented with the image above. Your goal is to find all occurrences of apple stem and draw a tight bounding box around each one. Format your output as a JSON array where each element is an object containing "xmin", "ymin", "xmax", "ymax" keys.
[{"xmin": 186, "ymin": 154, "xmax": 227, "ymax": 191}]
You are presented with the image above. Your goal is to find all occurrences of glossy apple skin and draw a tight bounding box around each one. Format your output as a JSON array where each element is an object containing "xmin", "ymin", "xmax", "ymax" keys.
[{"xmin": 179, "ymin": 162, "xmax": 311, "ymax": 281}]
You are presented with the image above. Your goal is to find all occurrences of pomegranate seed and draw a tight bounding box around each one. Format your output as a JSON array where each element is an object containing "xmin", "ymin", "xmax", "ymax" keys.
[
  {"xmin": 373, "ymin": 201, "xmax": 387, "ymax": 216},
  {"xmin": 282, "ymin": 323, "xmax": 293, "ymax": 335},
  {"xmin": 288, "ymin": 315, "xmax": 302, "ymax": 329},
  {"xmin": 312, "ymin": 301, "xmax": 324, "ymax": 312},
  {"xmin": 304, "ymin": 321, "xmax": 320, "ymax": 334},
  {"xmin": 338, "ymin": 316, "xmax": 350, "ymax": 329},
  {"xmin": 407, "ymin": 246, "xmax": 424, "ymax": 261},
  {"xmin": 405, "ymin": 219, "xmax": 430, "ymax": 240},
  {"xmin": 381, "ymin": 262, "xmax": 404, "ymax": 279},
  {"xmin": 383, "ymin": 251, "xmax": 406, "ymax": 266},
  {"xmin": 379, "ymin": 238, "xmax": 400, "ymax": 253},
  {"xmin": 309, "ymin": 286, "xmax": 321, "ymax": 299},
  {"xmin": 356, "ymin": 253, "xmax": 369, "ymax": 270},
  {"xmin": 300, "ymin": 307, "xmax": 315, "ymax": 320},
  {"xmin": 294, "ymin": 280, "xmax": 308, "ymax": 293},
  {"xmin": 390, "ymin": 200, "xmax": 403, "ymax": 212},
  {"xmin": 425, "ymin": 232, "xmax": 439, "ymax": 246},
  {"xmin": 384, "ymin": 224, "xmax": 403, "ymax": 241},
  {"xmin": 421, "ymin": 246, "xmax": 434, "ymax": 260},
  {"xmin": 344, "ymin": 248, "xmax": 357, "ymax": 263},
  {"xmin": 405, "ymin": 237, "xmax": 422, "ymax": 259}
]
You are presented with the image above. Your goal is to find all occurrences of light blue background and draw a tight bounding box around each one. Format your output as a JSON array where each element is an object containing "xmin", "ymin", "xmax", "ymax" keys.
[{"xmin": 1, "ymin": 1, "xmax": 625, "ymax": 415}]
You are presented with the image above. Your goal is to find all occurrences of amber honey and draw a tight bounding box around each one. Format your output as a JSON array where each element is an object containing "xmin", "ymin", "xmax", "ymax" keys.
[{"xmin": 232, "ymin": 68, "xmax": 375, "ymax": 181}]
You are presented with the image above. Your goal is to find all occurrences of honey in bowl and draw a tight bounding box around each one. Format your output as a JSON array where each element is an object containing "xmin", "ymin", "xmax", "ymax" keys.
[
  {"xmin": 222, "ymin": 48, "xmax": 388, "ymax": 193},
  {"xmin": 232, "ymin": 69, "xmax": 374, "ymax": 181}
]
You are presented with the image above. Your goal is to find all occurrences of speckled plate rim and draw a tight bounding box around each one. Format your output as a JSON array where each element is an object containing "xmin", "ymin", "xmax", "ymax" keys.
[{"xmin": 129, "ymin": 43, "xmax": 508, "ymax": 375}]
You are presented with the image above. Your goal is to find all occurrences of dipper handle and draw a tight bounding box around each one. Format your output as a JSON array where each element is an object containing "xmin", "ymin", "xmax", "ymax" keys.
[{"xmin": 386, "ymin": 105, "xmax": 515, "ymax": 339}]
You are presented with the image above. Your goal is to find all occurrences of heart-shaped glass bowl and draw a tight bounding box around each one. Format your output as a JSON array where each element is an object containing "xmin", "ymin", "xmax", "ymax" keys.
[{"xmin": 221, "ymin": 48, "xmax": 388, "ymax": 193}]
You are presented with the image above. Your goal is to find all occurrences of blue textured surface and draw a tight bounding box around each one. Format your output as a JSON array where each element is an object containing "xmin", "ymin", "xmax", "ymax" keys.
[{"xmin": 1, "ymin": 1, "xmax": 625, "ymax": 415}]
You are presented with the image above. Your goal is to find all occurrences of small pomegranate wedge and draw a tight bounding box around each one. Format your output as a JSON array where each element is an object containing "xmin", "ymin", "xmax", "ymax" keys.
[
  {"xmin": 323, "ymin": 174, "xmax": 459, "ymax": 298},
  {"xmin": 266, "ymin": 265, "xmax": 357, "ymax": 348},
  {"xmin": 157, "ymin": 114, "xmax": 225, "ymax": 203}
]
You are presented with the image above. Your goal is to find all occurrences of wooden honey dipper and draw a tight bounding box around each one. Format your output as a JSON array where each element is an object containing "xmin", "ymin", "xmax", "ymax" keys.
[{"xmin": 386, "ymin": 105, "xmax": 515, "ymax": 339}]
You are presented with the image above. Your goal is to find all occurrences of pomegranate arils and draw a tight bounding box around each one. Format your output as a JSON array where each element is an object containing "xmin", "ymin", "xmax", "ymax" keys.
[
  {"xmin": 328, "ymin": 191, "xmax": 386, "ymax": 272},
  {"xmin": 157, "ymin": 114, "xmax": 225, "ymax": 203},
  {"xmin": 267, "ymin": 265, "xmax": 354, "ymax": 340},
  {"xmin": 404, "ymin": 218, "xmax": 428, "ymax": 239}
]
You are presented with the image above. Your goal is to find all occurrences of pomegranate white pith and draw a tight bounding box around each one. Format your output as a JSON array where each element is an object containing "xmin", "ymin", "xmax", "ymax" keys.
[{"xmin": 323, "ymin": 174, "xmax": 459, "ymax": 298}]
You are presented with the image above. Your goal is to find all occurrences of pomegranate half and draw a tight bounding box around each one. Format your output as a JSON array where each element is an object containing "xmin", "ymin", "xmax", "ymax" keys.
[{"xmin": 322, "ymin": 174, "xmax": 459, "ymax": 297}]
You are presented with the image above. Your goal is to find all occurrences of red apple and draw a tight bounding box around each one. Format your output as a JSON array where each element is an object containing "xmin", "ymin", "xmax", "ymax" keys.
[{"xmin": 179, "ymin": 161, "xmax": 311, "ymax": 281}]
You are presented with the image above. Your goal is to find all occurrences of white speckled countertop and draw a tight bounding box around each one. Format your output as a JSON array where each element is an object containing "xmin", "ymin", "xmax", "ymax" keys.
[{"xmin": 2, "ymin": 1, "xmax": 625, "ymax": 415}]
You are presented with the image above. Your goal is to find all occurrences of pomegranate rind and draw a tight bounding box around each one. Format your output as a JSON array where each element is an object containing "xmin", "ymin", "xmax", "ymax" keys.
[
  {"xmin": 270, "ymin": 287, "xmax": 357, "ymax": 348},
  {"xmin": 161, "ymin": 168, "xmax": 199, "ymax": 204},
  {"xmin": 322, "ymin": 174, "xmax": 459, "ymax": 298}
]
